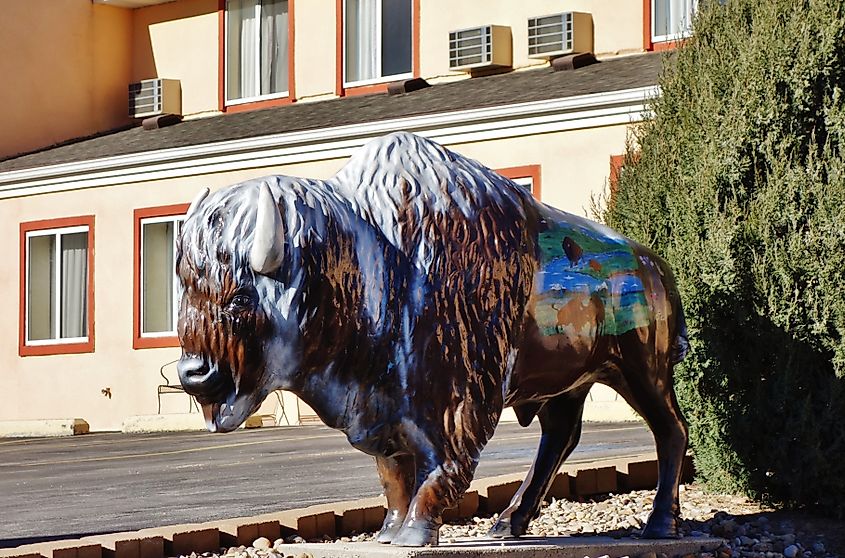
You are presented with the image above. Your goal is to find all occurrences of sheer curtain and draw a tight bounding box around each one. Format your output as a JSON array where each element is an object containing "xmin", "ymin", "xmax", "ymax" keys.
[
  {"xmin": 261, "ymin": 0, "xmax": 288, "ymax": 95},
  {"xmin": 60, "ymin": 232, "xmax": 88, "ymax": 339},
  {"xmin": 345, "ymin": 0, "xmax": 379, "ymax": 83},
  {"xmin": 228, "ymin": 0, "xmax": 288, "ymax": 100},
  {"xmin": 653, "ymin": 0, "xmax": 696, "ymax": 39},
  {"xmin": 227, "ymin": 0, "xmax": 258, "ymax": 99}
]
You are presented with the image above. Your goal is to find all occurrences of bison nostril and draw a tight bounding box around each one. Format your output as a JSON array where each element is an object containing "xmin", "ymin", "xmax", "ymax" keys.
[
  {"xmin": 176, "ymin": 356, "xmax": 234, "ymax": 401},
  {"xmin": 177, "ymin": 356, "xmax": 212, "ymax": 390}
]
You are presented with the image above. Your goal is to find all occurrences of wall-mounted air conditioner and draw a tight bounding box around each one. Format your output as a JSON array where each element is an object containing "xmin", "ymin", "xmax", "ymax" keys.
[
  {"xmin": 128, "ymin": 79, "xmax": 181, "ymax": 119},
  {"xmin": 449, "ymin": 25, "xmax": 512, "ymax": 72},
  {"xmin": 528, "ymin": 12, "xmax": 593, "ymax": 59}
]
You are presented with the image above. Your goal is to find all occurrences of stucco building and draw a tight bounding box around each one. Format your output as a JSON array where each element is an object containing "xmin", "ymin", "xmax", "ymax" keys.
[{"xmin": 0, "ymin": 0, "xmax": 693, "ymax": 432}]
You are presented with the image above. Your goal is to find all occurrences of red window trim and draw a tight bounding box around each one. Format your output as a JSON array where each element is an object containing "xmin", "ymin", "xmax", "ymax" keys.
[
  {"xmin": 133, "ymin": 204, "xmax": 190, "ymax": 350},
  {"xmin": 642, "ymin": 0, "xmax": 689, "ymax": 52},
  {"xmin": 497, "ymin": 165, "xmax": 542, "ymax": 200},
  {"xmin": 334, "ymin": 0, "xmax": 421, "ymax": 97},
  {"xmin": 19, "ymin": 216, "xmax": 96, "ymax": 357},
  {"xmin": 218, "ymin": 0, "xmax": 297, "ymax": 113},
  {"xmin": 609, "ymin": 154, "xmax": 625, "ymax": 199}
]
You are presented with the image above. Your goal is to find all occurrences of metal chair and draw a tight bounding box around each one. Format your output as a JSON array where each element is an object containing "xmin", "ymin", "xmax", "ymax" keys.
[
  {"xmin": 157, "ymin": 359, "xmax": 199, "ymax": 414},
  {"xmin": 272, "ymin": 390, "xmax": 292, "ymax": 426}
]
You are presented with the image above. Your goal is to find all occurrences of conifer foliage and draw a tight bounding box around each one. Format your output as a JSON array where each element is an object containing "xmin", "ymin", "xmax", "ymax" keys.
[{"xmin": 603, "ymin": 0, "xmax": 845, "ymax": 514}]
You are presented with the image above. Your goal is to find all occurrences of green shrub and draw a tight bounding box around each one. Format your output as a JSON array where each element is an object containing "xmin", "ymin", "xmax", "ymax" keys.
[{"xmin": 602, "ymin": 0, "xmax": 845, "ymax": 514}]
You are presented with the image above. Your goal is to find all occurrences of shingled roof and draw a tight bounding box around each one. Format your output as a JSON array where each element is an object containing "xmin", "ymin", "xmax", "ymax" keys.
[{"xmin": 0, "ymin": 52, "xmax": 665, "ymax": 173}]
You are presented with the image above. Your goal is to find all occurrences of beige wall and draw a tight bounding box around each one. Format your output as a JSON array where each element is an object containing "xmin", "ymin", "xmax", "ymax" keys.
[
  {"xmin": 0, "ymin": 0, "xmax": 133, "ymax": 160},
  {"xmin": 0, "ymin": 0, "xmax": 643, "ymax": 160},
  {"xmin": 132, "ymin": 0, "xmax": 220, "ymax": 117},
  {"xmin": 292, "ymin": 0, "xmax": 645, "ymax": 100},
  {"xmin": 0, "ymin": 125, "xmax": 625, "ymax": 431},
  {"xmin": 420, "ymin": 0, "xmax": 644, "ymax": 82},
  {"xmin": 454, "ymin": 125, "xmax": 627, "ymax": 215}
]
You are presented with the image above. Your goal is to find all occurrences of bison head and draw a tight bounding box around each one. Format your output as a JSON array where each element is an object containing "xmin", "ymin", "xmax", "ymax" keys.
[{"xmin": 175, "ymin": 182, "xmax": 300, "ymax": 432}]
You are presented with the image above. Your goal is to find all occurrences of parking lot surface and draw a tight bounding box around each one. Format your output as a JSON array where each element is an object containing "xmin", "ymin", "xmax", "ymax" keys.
[{"xmin": 0, "ymin": 421, "xmax": 652, "ymax": 547}]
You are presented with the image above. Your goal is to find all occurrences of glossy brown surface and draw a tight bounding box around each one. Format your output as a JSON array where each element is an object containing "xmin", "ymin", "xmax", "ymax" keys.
[{"xmin": 175, "ymin": 132, "xmax": 689, "ymax": 546}]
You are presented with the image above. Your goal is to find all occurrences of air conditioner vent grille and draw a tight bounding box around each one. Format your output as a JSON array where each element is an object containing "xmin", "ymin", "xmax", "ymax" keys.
[
  {"xmin": 128, "ymin": 80, "xmax": 162, "ymax": 117},
  {"xmin": 128, "ymin": 78, "xmax": 181, "ymax": 118},
  {"xmin": 528, "ymin": 13, "xmax": 573, "ymax": 56},
  {"xmin": 450, "ymin": 26, "xmax": 492, "ymax": 69},
  {"xmin": 448, "ymin": 25, "xmax": 512, "ymax": 72},
  {"xmin": 527, "ymin": 12, "xmax": 592, "ymax": 59}
]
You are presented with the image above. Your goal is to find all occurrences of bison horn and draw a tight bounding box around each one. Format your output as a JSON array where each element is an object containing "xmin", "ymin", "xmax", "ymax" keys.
[
  {"xmin": 250, "ymin": 182, "xmax": 285, "ymax": 275},
  {"xmin": 187, "ymin": 187, "xmax": 210, "ymax": 218}
]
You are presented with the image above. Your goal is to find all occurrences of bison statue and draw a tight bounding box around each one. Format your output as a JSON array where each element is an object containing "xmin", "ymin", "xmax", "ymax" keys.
[{"xmin": 175, "ymin": 132, "xmax": 689, "ymax": 547}]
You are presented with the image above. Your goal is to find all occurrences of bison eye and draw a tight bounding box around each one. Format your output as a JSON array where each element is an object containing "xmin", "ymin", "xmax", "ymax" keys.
[{"xmin": 228, "ymin": 292, "xmax": 254, "ymax": 309}]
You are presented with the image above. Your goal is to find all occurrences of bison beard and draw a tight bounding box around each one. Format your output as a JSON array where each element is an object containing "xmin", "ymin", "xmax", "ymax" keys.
[{"xmin": 175, "ymin": 132, "xmax": 689, "ymax": 547}]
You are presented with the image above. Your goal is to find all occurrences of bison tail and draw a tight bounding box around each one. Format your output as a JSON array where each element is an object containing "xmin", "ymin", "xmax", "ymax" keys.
[{"xmin": 670, "ymin": 306, "xmax": 690, "ymax": 366}]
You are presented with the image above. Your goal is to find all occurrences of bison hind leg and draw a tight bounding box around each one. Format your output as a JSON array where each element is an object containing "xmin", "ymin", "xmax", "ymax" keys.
[
  {"xmin": 609, "ymin": 341, "xmax": 688, "ymax": 539},
  {"xmin": 489, "ymin": 389, "xmax": 590, "ymax": 539}
]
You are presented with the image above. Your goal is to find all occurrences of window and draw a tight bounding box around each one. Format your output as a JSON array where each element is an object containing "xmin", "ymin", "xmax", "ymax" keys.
[
  {"xmin": 497, "ymin": 165, "xmax": 542, "ymax": 200},
  {"xmin": 20, "ymin": 217, "xmax": 95, "ymax": 356},
  {"xmin": 344, "ymin": 0, "xmax": 413, "ymax": 86},
  {"xmin": 226, "ymin": 0, "xmax": 290, "ymax": 104},
  {"xmin": 651, "ymin": 0, "xmax": 697, "ymax": 42},
  {"xmin": 134, "ymin": 205, "xmax": 188, "ymax": 349}
]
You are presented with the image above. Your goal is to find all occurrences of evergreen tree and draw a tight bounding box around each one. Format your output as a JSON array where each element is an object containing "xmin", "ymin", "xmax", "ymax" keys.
[{"xmin": 603, "ymin": 0, "xmax": 845, "ymax": 514}]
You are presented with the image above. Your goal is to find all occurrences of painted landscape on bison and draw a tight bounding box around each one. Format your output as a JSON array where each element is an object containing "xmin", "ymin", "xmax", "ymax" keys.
[{"xmin": 533, "ymin": 209, "xmax": 652, "ymax": 339}]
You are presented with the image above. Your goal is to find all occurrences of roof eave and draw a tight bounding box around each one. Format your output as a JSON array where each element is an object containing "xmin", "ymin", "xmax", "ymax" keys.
[{"xmin": 0, "ymin": 86, "xmax": 659, "ymax": 200}]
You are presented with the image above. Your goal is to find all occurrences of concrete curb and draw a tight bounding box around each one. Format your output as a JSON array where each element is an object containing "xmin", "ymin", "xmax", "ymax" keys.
[
  {"xmin": 0, "ymin": 453, "xmax": 696, "ymax": 558},
  {"xmin": 0, "ymin": 419, "xmax": 89, "ymax": 438},
  {"xmin": 120, "ymin": 414, "xmax": 278, "ymax": 434},
  {"xmin": 121, "ymin": 414, "xmax": 209, "ymax": 434},
  {"xmin": 270, "ymin": 535, "xmax": 725, "ymax": 558}
]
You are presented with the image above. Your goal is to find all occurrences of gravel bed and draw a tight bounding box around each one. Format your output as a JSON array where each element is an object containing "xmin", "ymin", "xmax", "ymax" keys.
[{"xmin": 176, "ymin": 484, "xmax": 840, "ymax": 558}]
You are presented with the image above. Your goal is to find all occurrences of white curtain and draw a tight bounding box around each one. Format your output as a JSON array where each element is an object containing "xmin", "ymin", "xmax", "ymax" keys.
[
  {"xmin": 227, "ymin": 0, "xmax": 258, "ymax": 99},
  {"xmin": 60, "ymin": 232, "xmax": 88, "ymax": 339},
  {"xmin": 261, "ymin": 0, "xmax": 288, "ymax": 95},
  {"xmin": 346, "ymin": 0, "xmax": 379, "ymax": 83},
  {"xmin": 654, "ymin": 0, "xmax": 695, "ymax": 39}
]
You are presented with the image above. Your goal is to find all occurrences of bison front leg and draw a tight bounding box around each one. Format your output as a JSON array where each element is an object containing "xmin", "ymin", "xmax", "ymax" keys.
[
  {"xmin": 489, "ymin": 391, "xmax": 589, "ymax": 538},
  {"xmin": 375, "ymin": 454, "xmax": 416, "ymax": 544},
  {"xmin": 390, "ymin": 449, "xmax": 475, "ymax": 547}
]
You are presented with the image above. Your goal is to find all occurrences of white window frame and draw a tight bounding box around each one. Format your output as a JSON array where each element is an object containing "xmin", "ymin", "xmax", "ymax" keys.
[
  {"xmin": 651, "ymin": 0, "xmax": 697, "ymax": 43},
  {"xmin": 24, "ymin": 225, "xmax": 90, "ymax": 346},
  {"xmin": 342, "ymin": 0, "xmax": 414, "ymax": 88},
  {"xmin": 510, "ymin": 176, "xmax": 534, "ymax": 190},
  {"xmin": 224, "ymin": 0, "xmax": 290, "ymax": 106},
  {"xmin": 139, "ymin": 215, "xmax": 185, "ymax": 338}
]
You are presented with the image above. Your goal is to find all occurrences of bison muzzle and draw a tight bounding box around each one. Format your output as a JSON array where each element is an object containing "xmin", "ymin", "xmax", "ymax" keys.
[{"xmin": 176, "ymin": 132, "xmax": 689, "ymax": 547}]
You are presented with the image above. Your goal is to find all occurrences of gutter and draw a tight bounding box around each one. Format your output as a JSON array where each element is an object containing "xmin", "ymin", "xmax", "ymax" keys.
[{"xmin": 0, "ymin": 86, "xmax": 659, "ymax": 199}]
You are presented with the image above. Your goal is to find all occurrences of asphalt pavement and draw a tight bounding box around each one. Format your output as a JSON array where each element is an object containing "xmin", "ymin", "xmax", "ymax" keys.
[{"xmin": 0, "ymin": 421, "xmax": 653, "ymax": 548}]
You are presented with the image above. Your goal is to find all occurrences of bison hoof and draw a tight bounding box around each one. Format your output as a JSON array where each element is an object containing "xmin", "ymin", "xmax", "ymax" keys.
[
  {"xmin": 376, "ymin": 525, "xmax": 401, "ymax": 544},
  {"xmin": 640, "ymin": 512, "xmax": 680, "ymax": 539},
  {"xmin": 391, "ymin": 520, "xmax": 439, "ymax": 547},
  {"xmin": 487, "ymin": 516, "xmax": 525, "ymax": 539},
  {"xmin": 376, "ymin": 511, "xmax": 405, "ymax": 544}
]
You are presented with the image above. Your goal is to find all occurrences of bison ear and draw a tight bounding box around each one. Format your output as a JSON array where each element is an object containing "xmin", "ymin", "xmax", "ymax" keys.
[
  {"xmin": 187, "ymin": 187, "xmax": 210, "ymax": 218},
  {"xmin": 250, "ymin": 183, "xmax": 285, "ymax": 275}
]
